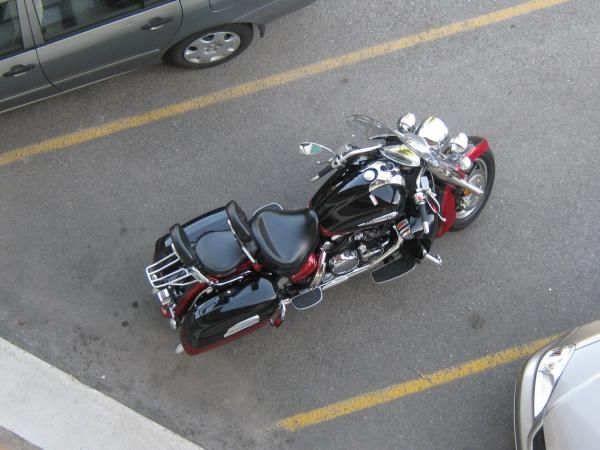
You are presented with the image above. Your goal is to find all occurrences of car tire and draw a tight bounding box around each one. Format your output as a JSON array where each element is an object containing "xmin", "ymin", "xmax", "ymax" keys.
[
  {"xmin": 165, "ymin": 24, "xmax": 253, "ymax": 69},
  {"xmin": 450, "ymin": 149, "xmax": 495, "ymax": 231}
]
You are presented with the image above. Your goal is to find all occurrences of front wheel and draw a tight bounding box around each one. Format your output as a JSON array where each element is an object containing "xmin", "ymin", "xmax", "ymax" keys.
[
  {"xmin": 451, "ymin": 149, "xmax": 495, "ymax": 231},
  {"xmin": 165, "ymin": 24, "xmax": 254, "ymax": 69}
]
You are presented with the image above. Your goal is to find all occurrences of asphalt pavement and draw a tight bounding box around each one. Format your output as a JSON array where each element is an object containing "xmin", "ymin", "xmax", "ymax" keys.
[{"xmin": 1, "ymin": 0, "xmax": 599, "ymax": 449}]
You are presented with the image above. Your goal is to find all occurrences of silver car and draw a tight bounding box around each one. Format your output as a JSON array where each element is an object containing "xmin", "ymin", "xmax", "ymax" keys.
[
  {"xmin": 514, "ymin": 320, "xmax": 600, "ymax": 450},
  {"xmin": 0, "ymin": 0, "xmax": 315, "ymax": 113}
]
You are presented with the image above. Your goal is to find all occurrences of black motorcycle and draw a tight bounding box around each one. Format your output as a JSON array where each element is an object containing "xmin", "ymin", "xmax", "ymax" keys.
[{"xmin": 145, "ymin": 114, "xmax": 495, "ymax": 355}]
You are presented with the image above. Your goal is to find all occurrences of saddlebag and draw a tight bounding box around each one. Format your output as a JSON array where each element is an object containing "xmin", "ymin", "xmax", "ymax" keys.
[{"xmin": 180, "ymin": 277, "xmax": 279, "ymax": 354}]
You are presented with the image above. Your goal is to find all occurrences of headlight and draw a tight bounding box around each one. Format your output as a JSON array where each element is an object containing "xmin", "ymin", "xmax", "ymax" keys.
[{"xmin": 533, "ymin": 345, "xmax": 575, "ymax": 417}]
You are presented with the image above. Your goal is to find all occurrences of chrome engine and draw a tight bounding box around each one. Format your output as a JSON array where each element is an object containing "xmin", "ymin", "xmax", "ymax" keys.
[
  {"xmin": 329, "ymin": 249, "xmax": 359, "ymax": 275},
  {"xmin": 328, "ymin": 228, "xmax": 391, "ymax": 276}
]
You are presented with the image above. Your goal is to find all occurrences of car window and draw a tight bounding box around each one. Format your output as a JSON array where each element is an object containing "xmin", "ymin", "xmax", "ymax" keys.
[
  {"xmin": 0, "ymin": 0, "xmax": 23, "ymax": 57},
  {"xmin": 33, "ymin": 0, "xmax": 144, "ymax": 41}
]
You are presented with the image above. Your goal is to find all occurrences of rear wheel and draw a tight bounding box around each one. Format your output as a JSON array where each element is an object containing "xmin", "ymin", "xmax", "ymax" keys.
[
  {"xmin": 165, "ymin": 24, "xmax": 253, "ymax": 69},
  {"xmin": 451, "ymin": 149, "xmax": 495, "ymax": 231}
]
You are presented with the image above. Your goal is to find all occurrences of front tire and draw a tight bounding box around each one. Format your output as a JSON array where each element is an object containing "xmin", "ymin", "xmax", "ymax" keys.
[
  {"xmin": 451, "ymin": 149, "xmax": 495, "ymax": 231},
  {"xmin": 165, "ymin": 24, "xmax": 254, "ymax": 69}
]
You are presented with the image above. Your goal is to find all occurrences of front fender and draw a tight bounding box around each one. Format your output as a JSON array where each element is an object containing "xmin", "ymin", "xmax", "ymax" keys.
[
  {"xmin": 465, "ymin": 136, "xmax": 490, "ymax": 161},
  {"xmin": 435, "ymin": 136, "xmax": 490, "ymax": 237}
]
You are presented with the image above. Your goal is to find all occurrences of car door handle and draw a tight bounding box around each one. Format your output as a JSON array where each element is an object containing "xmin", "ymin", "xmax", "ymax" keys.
[
  {"xmin": 3, "ymin": 64, "xmax": 36, "ymax": 78},
  {"xmin": 141, "ymin": 17, "xmax": 173, "ymax": 31}
]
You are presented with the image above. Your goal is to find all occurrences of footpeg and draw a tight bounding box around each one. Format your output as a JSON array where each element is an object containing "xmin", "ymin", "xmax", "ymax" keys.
[
  {"xmin": 270, "ymin": 302, "xmax": 287, "ymax": 327},
  {"xmin": 291, "ymin": 288, "xmax": 323, "ymax": 310},
  {"xmin": 422, "ymin": 253, "xmax": 443, "ymax": 266},
  {"xmin": 371, "ymin": 256, "xmax": 416, "ymax": 283}
]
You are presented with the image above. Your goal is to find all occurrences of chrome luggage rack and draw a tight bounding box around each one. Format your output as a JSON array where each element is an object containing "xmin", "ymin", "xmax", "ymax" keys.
[{"xmin": 145, "ymin": 249, "xmax": 197, "ymax": 290}]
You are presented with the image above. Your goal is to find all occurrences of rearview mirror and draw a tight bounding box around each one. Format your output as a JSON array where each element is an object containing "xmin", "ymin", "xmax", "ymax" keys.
[{"xmin": 299, "ymin": 142, "xmax": 335, "ymax": 156}]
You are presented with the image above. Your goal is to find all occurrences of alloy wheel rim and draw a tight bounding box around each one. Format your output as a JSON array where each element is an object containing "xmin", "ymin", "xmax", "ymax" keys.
[
  {"xmin": 456, "ymin": 158, "xmax": 488, "ymax": 219},
  {"xmin": 184, "ymin": 31, "xmax": 242, "ymax": 64}
]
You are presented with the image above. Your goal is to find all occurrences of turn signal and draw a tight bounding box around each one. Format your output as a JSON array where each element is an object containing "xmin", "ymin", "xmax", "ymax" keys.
[{"xmin": 459, "ymin": 156, "xmax": 473, "ymax": 171}]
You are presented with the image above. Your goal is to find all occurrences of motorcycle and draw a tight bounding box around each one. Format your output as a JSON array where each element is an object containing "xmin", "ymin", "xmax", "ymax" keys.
[{"xmin": 145, "ymin": 113, "xmax": 495, "ymax": 355}]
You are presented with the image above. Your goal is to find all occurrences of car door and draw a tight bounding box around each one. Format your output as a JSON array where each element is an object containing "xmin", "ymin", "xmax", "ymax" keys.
[
  {"xmin": 27, "ymin": 0, "xmax": 183, "ymax": 91},
  {"xmin": 0, "ymin": 0, "xmax": 57, "ymax": 113}
]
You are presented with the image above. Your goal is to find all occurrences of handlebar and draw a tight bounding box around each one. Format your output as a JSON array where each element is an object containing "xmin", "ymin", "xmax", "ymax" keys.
[
  {"xmin": 317, "ymin": 164, "xmax": 334, "ymax": 178},
  {"xmin": 310, "ymin": 161, "xmax": 336, "ymax": 182},
  {"xmin": 311, "ymin": 144, "xmax": 383, "ymax": 182}
]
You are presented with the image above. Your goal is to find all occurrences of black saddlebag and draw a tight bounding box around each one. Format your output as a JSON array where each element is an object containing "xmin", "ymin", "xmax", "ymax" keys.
[{"xmin": 180, "ymin": 277, "xmax": 279, "ymax": 353}]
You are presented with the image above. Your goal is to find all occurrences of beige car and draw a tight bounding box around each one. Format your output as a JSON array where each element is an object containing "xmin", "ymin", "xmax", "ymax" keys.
[{"xmin": 514, "ymin": 320, "xmax": 600, "ymax": 450}]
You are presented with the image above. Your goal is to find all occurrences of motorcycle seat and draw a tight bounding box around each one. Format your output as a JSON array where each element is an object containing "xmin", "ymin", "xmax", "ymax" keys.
[
  {"xmin": 250, "ymin": 209, "xmax": 319, "ymax": 276},
  {"xmin": 195, "ymin": 231, "xmax": 247, "ymax": 277}
]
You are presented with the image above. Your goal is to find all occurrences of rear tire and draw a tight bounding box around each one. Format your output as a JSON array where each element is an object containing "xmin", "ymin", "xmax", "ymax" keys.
[
  {"xmin": 165, "ymin": 24, "xmax": 254, "ymax": 69},
  {"xmin": 450, "ymin": 149, "xmax": 495, "ymax": 231}
]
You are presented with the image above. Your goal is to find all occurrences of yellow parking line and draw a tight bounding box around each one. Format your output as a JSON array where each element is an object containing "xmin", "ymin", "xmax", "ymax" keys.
[
  {"xmin": 276, "ymin": 334, "xmax": 560, "ymax": 432},
  {"xmin": 0, "ymin": 0, "xmax": 570, "ymax": 168}
]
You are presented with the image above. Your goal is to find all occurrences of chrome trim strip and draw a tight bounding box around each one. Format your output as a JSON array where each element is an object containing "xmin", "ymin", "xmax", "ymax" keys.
[
  {"xmin": 357, "ymin": 211, "xmax": 398, "ymax": 227},
  {"xmin": 224, "ymin": 315, "xmax": 260, "ymax": 338},
  {"xmin": 212, "ymin": 271, "xmax": 253, "ymax": 287}
]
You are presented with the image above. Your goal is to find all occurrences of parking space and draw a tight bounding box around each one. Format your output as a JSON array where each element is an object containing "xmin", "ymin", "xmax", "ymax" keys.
[{"xmin": 2, "ymin": 0, "xmax": 599, "ymax": 448}]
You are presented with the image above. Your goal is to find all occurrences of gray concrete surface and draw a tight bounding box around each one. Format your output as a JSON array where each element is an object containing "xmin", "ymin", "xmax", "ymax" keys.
[
  {"xmin": 0, "ymin": 427, "xmax": 40, "ymax": 450},
  {"xmin": 0, "ymin": 338, "xmax": 201, "ymax": 450},
  {"xmin": 1, "ymin": 0, "xmax": 599, "ymax": 449}
]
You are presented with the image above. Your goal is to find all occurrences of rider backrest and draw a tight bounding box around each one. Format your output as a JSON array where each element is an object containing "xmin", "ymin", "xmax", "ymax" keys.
[
  {"xmin": 169, "ymin": 224, "xmax": 198, "ymax": 266},
  {"xmin": 225, "ymin": 201, "xmax": 258, "ymax": 256}
]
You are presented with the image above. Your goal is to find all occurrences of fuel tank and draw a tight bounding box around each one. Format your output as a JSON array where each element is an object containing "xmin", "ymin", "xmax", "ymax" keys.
[
  {"xmin": 180, "ymin": 277, "xmax": 279, "ymax": 354},
  {"xmin": 310, "ymin": 161, "xmax": 406, "ymax": 235}
]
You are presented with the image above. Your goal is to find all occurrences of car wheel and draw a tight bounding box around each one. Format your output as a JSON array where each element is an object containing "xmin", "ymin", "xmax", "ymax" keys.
[
  {"xmin": 166, "ymin": 24, "xmax": 253, "ymax": 69},
  {"xmin": 450, "ymin": 149, "xmax": 495, "ymax": 231}
]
